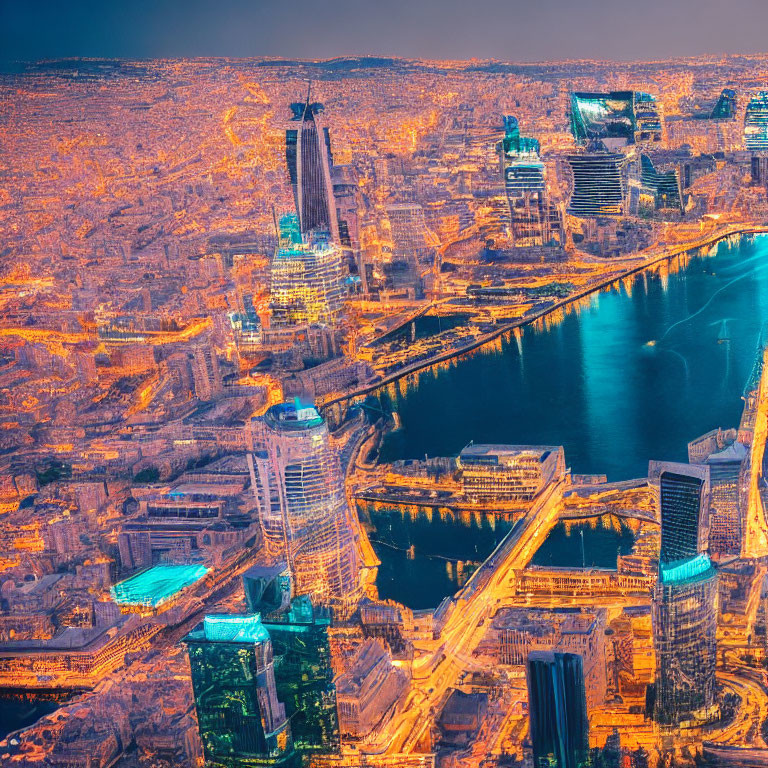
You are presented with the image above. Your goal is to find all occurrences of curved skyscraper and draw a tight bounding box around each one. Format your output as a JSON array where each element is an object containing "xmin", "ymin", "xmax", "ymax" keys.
[
  {"xmin": 286, "ymin": 98, "xmax": 339, "ymax": 241},
  {"xmin": 247, "ymin": 399, "xmax": 363, "ymax": 616},
  {"xmin": 744, "ymin": 92, "xmax": 768, "ymax": 151}
]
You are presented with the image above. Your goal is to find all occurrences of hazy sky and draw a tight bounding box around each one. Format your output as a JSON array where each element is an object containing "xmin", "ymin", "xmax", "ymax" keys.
[{"xmin": 1, "ymin": 0, "xmax": 767, "ymax": 67}]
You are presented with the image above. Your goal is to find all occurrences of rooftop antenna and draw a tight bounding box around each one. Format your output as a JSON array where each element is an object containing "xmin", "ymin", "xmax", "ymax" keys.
[{"xmin": 271, "ymin": 205, "xmax": 280, "ymax": 239}]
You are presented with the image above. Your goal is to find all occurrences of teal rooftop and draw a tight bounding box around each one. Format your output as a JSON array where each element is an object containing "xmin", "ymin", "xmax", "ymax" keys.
[
  {"xmin": 660, "ymin": 553, "xmax": 713, "ymax": 585},
  {"xmin": 110, "ymin": 563, "xmax": 210, "ymax": 608},
  {"xmin": 202, "ymin": 613, "xmax": 271, "ymax": 643}
]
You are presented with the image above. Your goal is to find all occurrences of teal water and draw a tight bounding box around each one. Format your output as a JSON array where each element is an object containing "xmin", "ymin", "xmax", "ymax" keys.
[{"xmin": 367, "ymin": 234, "xmax": 768, "ymax": 607}]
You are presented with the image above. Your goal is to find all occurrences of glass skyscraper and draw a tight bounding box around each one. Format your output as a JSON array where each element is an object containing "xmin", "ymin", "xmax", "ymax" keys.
[
  {"xmin": 247, "ymin": 399, "xmax": 363, "ymax": 617},
  {"xmin": 526, "ymin": 651, "xmax": 589, "ymax": 768},
  {"xmin": 566, "ymin": 151, "xmax": 626, "ymax": 218},
  {"xmin": 650, "ymin": 462, "xmax": 718, "ymax": 726},
  {"xmin": 658, "ymin": 469, "xmax": 707, "ymax": 564},
  {"xmin": 497, "ymin": 116, "xmax": 563, "ymax": 247},
  {"xmin": 286, "ymin": 99, "xmax": 339, "ymax": 241},
  {"xmin": 711, "ymin": 88, "xmax": 737, "ymax": 120},
  {"xmin": 185, "ymin": 614, "xmax": 297, "ymax": 767},
  {"xmin": 269, "ymin": 215, "xmax": 344, "ymax": 329},
  {"xmin": 744, "ymin": 92, "xmax": 768, "ymax": 151}
]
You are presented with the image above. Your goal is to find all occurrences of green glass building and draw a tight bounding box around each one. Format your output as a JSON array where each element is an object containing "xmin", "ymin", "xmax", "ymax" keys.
[
  {"xmin": 185, "ymin": 614, "xmax": 298, "ymax": 767},
  {"xmin": 261, "ymin": 596, "xmax": 340, "ymax": 758}
]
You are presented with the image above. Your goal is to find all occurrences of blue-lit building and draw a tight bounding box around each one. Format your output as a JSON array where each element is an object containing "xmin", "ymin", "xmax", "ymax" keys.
[
  {"xmin": 744, "ymin": 92, "xmax": 768, "ymax": 151},
  {"xmin": 185, "ymin": 614, "xmax": 298, "ymax": 767},
  {"xmin": 526, "ymin": 651, "xmax": 589, "ymax": 768},
  {"xmin": 649, "ymin": 462, "xmax": 718, "ymax": 726},
  {"xmin": 570, "ymin": 91, "xmax": 662, "ymax": 147}
]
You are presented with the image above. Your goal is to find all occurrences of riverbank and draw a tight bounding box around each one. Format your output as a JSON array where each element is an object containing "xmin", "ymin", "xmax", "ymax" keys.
[{"xmin": 321, "ymin": 223, "xmax": 768, "ymax": 412}]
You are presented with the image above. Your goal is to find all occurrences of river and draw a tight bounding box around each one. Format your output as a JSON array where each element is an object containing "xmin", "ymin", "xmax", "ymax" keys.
[{"xmin": 364, "ymin": 234, "xmax": 768, "ymax": 608}]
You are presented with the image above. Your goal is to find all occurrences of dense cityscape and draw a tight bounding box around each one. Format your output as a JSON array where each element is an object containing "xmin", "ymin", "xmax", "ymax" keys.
[{"xmin": 6, "ymin": 37, "xmax": 768, "ymax": 768}]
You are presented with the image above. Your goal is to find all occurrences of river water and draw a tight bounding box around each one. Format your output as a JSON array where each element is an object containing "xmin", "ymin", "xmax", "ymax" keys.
[{"xmin": 364, "ymin": 234, "xmax": 768, "ymax": 608}]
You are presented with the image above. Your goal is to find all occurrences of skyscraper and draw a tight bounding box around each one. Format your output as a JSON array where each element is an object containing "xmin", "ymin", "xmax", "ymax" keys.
[
  {"xmin": 711, "ymin": 88, "xmax": 737, "ymax": 120},
  {"xmin": 247, "ymin": 399, "xmax": 362, "ymax": 616},
  {"xmin": 185, "ymin": 614, "xmax": 297, "ymax": 767},
  {"xmin": 653, "ymin": 463, "xmax": 709, "ymax": 564},
  {"xmin": 570, "ymin": 91, "xmax": 662, "ymax": 147},
  {"xmin": 744, "ymin": 92, "xmax": 768, "ymax": 151},
  {"xmin": 497, "ymin": 117, "xmax": 563, "ymax": 247},
  {"xmin": 286, "ymin": 97, "xmax": 339, "ymax": 241},
  {"xmin": 526, "ymin": 651, "xmax": 589, "ymax": 768},
  {"xmin": 269, "ymin": 214, "xmax": 345, "ymax": 328},
  {"xmin": 640, "ymin": 154, "xmax": 683, "ymax": 213},
  {"xmin": 649, "ymin": 461, "xmax": 718, "ymax": 726},
  {"xmin": 566, "ymin": 151, "xmax": 626, "ymax": 218},
  {"xmin": 243, "ymin": 565, "xmax": 340, "ymax": 757},
  {"xmin": 652, "ymin": 554, "xmax": 719, "ymax": 726}
]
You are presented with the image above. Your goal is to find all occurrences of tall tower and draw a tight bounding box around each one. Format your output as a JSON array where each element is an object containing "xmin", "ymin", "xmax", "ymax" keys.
[
  {"xmin": 526, "ymin": 651, "xmax": 589, "ymax": 768},
  {"xmin": 185, "ymin": 614, "xmax": 297, "ymax": 767},
  {"xmin": 497, "ymin": 116, "xmax": 563, "ymax": 247},
  {"xmin": 269, "ymin": 214, "xmax": 344, "ymax": 329},
  {"xmin": 247, "ymin": 399, "xmax": 362, "ymax": 616},
  {"xmin": 286, "ymin": 95, "xmax": 339, "ymax": 242},
  {"xmin": 648, "ymin": 461, "xmax": 718, "ymax": 726}
]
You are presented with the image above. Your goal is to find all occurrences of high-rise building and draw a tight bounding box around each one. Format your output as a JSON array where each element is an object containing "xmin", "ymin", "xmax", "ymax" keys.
[
  {"xmin": 651, "ymin": 463, "xmax": 709, "ymax": 564},
  {"xmin": 649, "ymin": 461, "xmax": 718, "ymax": 726},
  {"xmin": 286, "ymin": 98, "xmax": 339, "ymax": 241},
  {"xmin": 263, "ymin": 596, "xmax": 340, "ymax": 756},
  {"xmin": 744, "ymin": 92, "xmax": 768, "ymax": 151},
  {"xmin": 639, "ymin": 154, "xmax": 683, "ymax": 213},
  {"xmin": 270, "ymin": 214, "xmax": 345, "ymax": 328},
  {"xmin": 571, "ymin": 91, "xmax": 662, "ymax": 148},
  {"xmin": 652, "ymin": 554, "xmax": 719, "ymax": 726},
  {"xmin": 526, "ymin": 651, "xmax": 589, "ymax": 768},
  {"xmin": 497, "ymin": 116, "xmax": 563, "ymax": 247},
  {"xmin": 247, "ymin": 399, "xmax": 362, "ymax": 615},
  {"xmin": 711, "ymin": 88, "xmax": 737, "ymax": 120},
  {"xmin": 244, "ymin": 565, "xmax": 340, "ymax": 757},
  {"xmin": 185, "ymin": 613, "xmax": 297, "ymax": 767},
  {"xmin": 566, "ymin": 151, "xmax": 626, "ymax": 218}
]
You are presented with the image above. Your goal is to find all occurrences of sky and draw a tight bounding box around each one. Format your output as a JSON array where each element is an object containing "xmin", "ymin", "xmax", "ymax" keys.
[{"xmin": 1, "ymin": 0, "xmax": 768, "ymax": 69}]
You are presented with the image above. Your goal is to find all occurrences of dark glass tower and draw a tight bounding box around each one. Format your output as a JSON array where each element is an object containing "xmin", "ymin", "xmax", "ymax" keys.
[
  {"xmin": 526, "ymin": 651, "xmax": 589, "ymax": 768},
  {"xmin": 711, "ymin": 88, "xmax": 737, "ymax": 120},
  {"xmin": 286, "ymin": 99, "xmax": 339, "ymax": 241},
  {"xmin": 185, "ymin": 614, "xmax": 297, "ymax": 767},
  {"xmin": 658, "ymin": 470, "xmax": 705, "ymax": 564}
]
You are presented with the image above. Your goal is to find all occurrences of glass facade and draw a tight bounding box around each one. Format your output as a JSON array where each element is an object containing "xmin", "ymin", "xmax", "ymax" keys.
[
  {"xmin": 744, "ymin": 92, "xmax": 768, "ymax": 151},
  {"xmin": 497, "ymin": 116, "xmax": 563, "ymax": 246},
  {"xmin": 653, "ymin": 562, "xmax": 718, "ymax": 726},
  {"xmin": 286, "ymin": 100, "xmax": 339, "ymax": 241},
  {"xmin": 711, "ymin": 88, "xmax": 737, "ymax": 120},
  {"xmin": 263, "ymin": 596, "xmax": 340, "ymax": 757},
  {"xmin": 270, "ymin": 215, "xmax": 344, "ymax": 328},
  {"xmin": 110, "ymin": 563, "xmax": 210, "ymax": 608},
  {"xmin": 185, "ymin": 614, "xmax": 298, "ymax": 767},
  {"xmin": 248, "ymin": 400, "xmax": 362, "ymax": 616},
  {"xmin": 640, "ymin": 154, "xmax": 683, "ymax": 212},
  {"xmin": 526, "ymin": 651, "xmax": 589, "ymax": 768},
  {"xmin": 566, "ymin": 152, "xmax": 626, "ymax": 218},
  {"xmin": 659, "ymin": 471, "xmax": 705, "ymax": 564},
  {"xmin": 570, "ymin": 91, "xmax": 662, "ymax": 146}
]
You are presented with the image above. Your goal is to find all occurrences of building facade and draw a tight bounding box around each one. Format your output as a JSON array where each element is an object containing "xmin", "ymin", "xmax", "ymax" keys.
[{"xmin": 247, "ymin": 399, "xmax": 362, "ymax": 615}]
